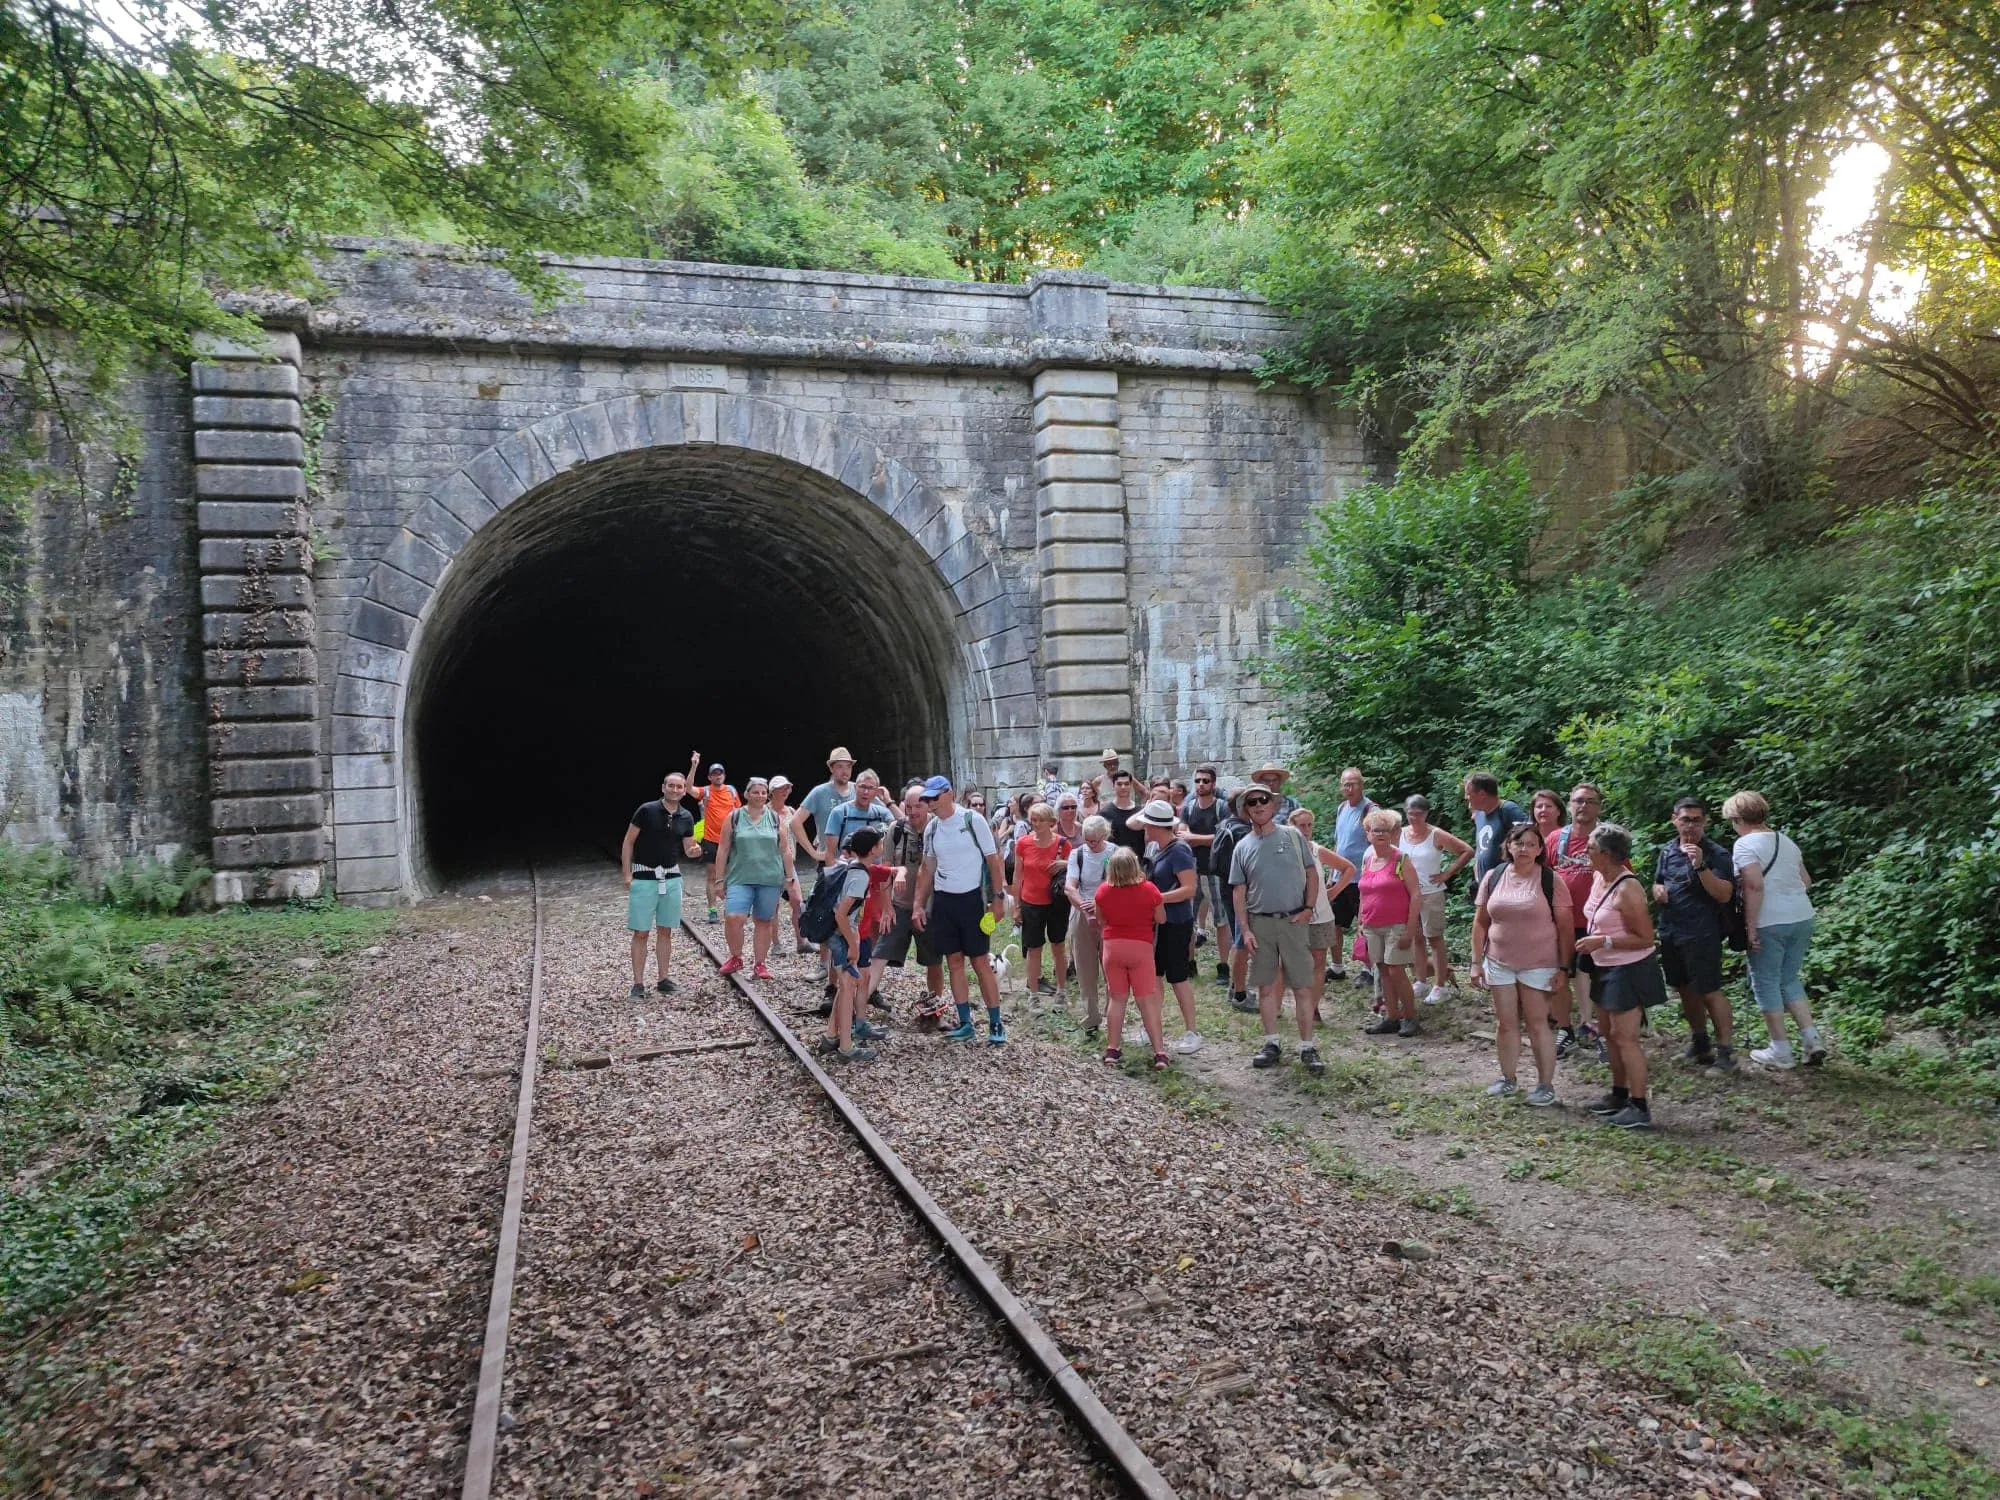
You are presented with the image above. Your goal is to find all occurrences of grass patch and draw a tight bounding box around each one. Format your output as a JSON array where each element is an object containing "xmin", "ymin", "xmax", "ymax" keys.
[
  {"xmin": 1, "ymin": 861, "xmax": 390, "ymax": 1337},
  {"xmin": 1565, "ymin": 1309, "xmax": 2000, "ymax": 1498}
]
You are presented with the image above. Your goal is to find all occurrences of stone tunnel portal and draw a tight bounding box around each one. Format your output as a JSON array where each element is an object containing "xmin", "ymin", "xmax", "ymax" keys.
[{"xmin": 406, "ymin": 444, "xmax": 967, "ymax": 883}]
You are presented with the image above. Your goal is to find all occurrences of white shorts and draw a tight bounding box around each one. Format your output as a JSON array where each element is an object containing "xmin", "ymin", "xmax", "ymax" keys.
[{"xmin": 1484, "ymin": 958, "xmax": 1559, "ymax": 992}]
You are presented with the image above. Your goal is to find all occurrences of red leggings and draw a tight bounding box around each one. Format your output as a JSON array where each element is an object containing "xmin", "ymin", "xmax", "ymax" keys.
[{"xmin": 1102, "ymin": 938, "xmax": 1159, "ymax": 1003}]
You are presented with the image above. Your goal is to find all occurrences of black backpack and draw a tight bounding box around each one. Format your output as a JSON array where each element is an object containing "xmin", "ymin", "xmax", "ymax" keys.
[{"xmin": 801, "ymin": 862, "xmax": 855, "ymax": 944}]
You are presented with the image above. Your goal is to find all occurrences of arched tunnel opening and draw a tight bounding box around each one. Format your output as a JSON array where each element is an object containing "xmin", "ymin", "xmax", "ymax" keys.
[{"xmin": 407, "ymin": 445, "xmax": 968, "ymax": 884}]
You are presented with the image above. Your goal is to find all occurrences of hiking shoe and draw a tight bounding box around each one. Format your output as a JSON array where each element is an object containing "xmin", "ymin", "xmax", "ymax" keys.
[
  {"xmin": 987, "ymin": 1020, "xmax": 1008, "ymax": 1047},
  {"xmin": 1485, "ymin": 1077, "xmax": 1519, "ymax": 1098},
  {"xmin": 1176, "ymin": 1031, "xmax": 1204, "ymax": 1054},
  {"xmin": 1251, "ymin": 1041, "xmax": 1282, "ymax": 1070},
  {"xmin": 707, "ymin": 906, "xmax": 719, "ymax": 924},
  {"xmin": 1713, "ymin": 1050, "xmax": 1738, "ymax": 1073},
  {"xmin": 750, "ymin": 963, "xmax": 773, "ymax": 981},
  {"xmin": 868, "ymin": 992, "xmax": 892, "ymax": 1013},
  {"xmin": 1525, "ymin": 1084, "xmax": 1559, "ymax": 1108},
  {"xmin": 1036, "ymin": 979, "xmax": 1056, "ymax": 996},
  {"xmin": 1585, "ymin": 1092, "xmax": 1627, "ymax": 1116},
  {"xmin": 1680, "ymin": 1036, "xmax": 1715, "ymax": 1064},
  {"xmin": 943, "ymin": 1021, "xmax": 977, "ymax": 1043},
  {"xmin": 851, "ymin": 1019, "xmax": 888, "ymax": 1042},
  {"xmin": 655, "ymin": 978, "xmax": 679, "ymax": 995},
  {"xmin": 1353, "ymin": 968, "xmax": 1375, "ymax": 988},
  {"xmin": 1215, "ymin": 961, "xmax": 1231, "ymax": 982},
  {"xmin": 1300, "ymin": 1045, "xmax": 1326, "ymax": 1077},
  {"xmin": 1553, "ymin": 1026, "xmax": 1577, "ymax": 1060},
  {"xmin": 1326, "ymin": 965, "xmax": 1346, "ymax": 984},
  {"xmin": 1153, "ymin": 1052, "xmax": 1172, "ymax": 1071},
  {"xmin": 1803, "ymin": 1041, "xmax": 1829, "ymax": 1067},
  {"xmin": 1362, "ymin": 1016, "xmax": 1399, "ymax": 1036},
  {"xmin": 717, "ymin": 957, "xmax": 744, "ymax": 976},
  {"xmin": 1751, "ymin": 1044, "xmax": 1796, "ymax": 1070},
  {"xmin": 1608, "ymin": 1103, "xmax": 1654, "ymax": 1130},
  {"xmin": 1102, "ymin": 1047, "xmax": 1122, "ymax": 1066},
  {"xmin": 813, "ymin": 1034, "xmax": 840, "ymax": 1055},
  {"xmin": 1397, "ymin": 1018, "xmax": 1420, "ymax": 1038},
  {"xmin": 628, "ymin": 983, "xmax": 647, "ymax": 1000},
  {"xmin": 814, "ymin": 999, "xmax": 835, "ymax": 1018},
  {"xmin": 834, "ymin": 1045, "xmax": 879, "ymax": 1065},
  {"xmin": 1229, "ymin": 991, "xmax": 1258, "ymax": 1013}
]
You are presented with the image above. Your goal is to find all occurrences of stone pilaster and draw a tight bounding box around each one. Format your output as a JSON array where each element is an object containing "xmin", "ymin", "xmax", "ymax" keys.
[
  {"xmin": 1031, "ymin": 362, "xmax": 1130, "ymax": 783},
  {"xmin": 193, "ymin": 330, "xmax": 325, "ymax": 902}
]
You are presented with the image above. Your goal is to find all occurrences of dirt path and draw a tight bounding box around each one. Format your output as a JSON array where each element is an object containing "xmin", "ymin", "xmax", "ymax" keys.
[{"xmin": 1169, "ymin": 968, "xmax": 2000, "ymax": 1459}]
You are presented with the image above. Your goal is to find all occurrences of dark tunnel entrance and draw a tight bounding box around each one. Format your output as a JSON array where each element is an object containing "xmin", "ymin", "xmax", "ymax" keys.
[{"xmin": 407, "ymin": 445, "xmax": 967, "ymax": 883}]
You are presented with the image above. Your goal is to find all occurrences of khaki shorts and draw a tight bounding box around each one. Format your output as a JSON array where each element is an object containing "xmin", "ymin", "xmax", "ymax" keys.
[
  {"xmin": 1363, "ymin": 923, "xmax": 1416, "ymax": 967},
  {"xmin": 1418, "ymin": 890, "xmax": 1448, "ymax": 938},
  {"xmin": 1248, "ymin": 912, "xmax": 1315, "ymax": 991}
]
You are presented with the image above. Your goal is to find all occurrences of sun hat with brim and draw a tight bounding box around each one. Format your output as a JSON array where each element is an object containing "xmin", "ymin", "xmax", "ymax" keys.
[
  {"xmin": 1137, "ymin": 799, "xmax": 1180, "ymax": 827},
  {"xmin": 769, "ymin": 775, "xmax": 794, "ymax": 792},
  {"xmin": 826, "ymin": 747, "xmax": 855, "ymax": 766},
  {"xmin": 1100, "ymin": 749, "xmax": 1120, "ymax": 762},
  {"xmin": 1252, "ymin": 761, "xmax": 1291, "ymax": 781}
]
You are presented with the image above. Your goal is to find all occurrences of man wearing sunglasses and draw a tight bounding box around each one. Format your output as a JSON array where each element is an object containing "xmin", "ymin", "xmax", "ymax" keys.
[
  {"xmin": 1181, "ymin": 765, "xmax": 1228, "ymax": 978},
  {"xmin": 1229, "ymin": 784, "xmax": 1325, "ymax": 1076},
  {"xmin": 690, "ymin": 751, "xmax": 739, "ymax": 924}
]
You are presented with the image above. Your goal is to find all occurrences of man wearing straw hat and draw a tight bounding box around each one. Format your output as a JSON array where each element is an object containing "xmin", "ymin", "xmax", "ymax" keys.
[
  {"xmin": 1251, "ymin": 760, "xmax": 1300, "ymax": 823},
  {"xmin": 793, "ymin": 746, "xmax": 857, "ymax": 964}
]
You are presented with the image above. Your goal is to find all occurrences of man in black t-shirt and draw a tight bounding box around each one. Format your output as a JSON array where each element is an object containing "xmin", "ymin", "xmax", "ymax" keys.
[
  {"xmin": 1181, "ymin": 764, "xmax": 1227, "ymax": 976},
  {"xmin": 1651, "ymin": 797, "xmax": 1738, "ymax": 1068},
  {"xmin": 621, "ymin": 770, "xmax": 701, "ymax": 999}
]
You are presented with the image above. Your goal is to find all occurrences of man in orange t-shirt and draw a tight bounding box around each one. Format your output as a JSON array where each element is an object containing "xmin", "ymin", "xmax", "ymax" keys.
[{"xmin": 689, "ymin": 750, "xmax": 740, "ymax": 922}]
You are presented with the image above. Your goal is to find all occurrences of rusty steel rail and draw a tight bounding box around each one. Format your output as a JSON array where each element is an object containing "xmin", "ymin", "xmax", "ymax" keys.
[
  {"xmin": 461, "ymin": 869, "xmax": 545, "ymax": 1500},
  {"xmin": 681, "ymin": 917, "xmax": 1180, "ymax": 1500}
]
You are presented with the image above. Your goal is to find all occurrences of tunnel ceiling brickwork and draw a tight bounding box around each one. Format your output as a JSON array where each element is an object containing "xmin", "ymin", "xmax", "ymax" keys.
[{"xmin": 176, "ymin": 243, "xmax": 1390, "ymax": 902}]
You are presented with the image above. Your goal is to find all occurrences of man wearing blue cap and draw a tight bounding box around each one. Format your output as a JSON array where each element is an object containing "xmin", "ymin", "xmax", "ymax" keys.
[{"xmin": 911, "ymin": 775, "xmax": 1008, "ymax": 1044}]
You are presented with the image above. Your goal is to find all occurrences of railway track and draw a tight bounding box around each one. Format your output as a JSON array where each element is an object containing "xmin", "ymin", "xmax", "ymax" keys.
[{"xmin": 460, "ymin": 870, "xmax": 1177, "ymax": 1499}]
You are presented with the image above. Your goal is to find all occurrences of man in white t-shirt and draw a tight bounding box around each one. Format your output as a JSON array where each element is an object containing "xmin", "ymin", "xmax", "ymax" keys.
[{"xmin": 911, "ymin": 775, "xmax": 1007, "ymax": 1046}]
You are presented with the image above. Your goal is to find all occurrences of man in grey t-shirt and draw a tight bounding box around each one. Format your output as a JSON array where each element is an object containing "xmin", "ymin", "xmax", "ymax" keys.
[{"xmin": 1229, "ymin": 784, "xmax": 1324, "ymax": 1076}]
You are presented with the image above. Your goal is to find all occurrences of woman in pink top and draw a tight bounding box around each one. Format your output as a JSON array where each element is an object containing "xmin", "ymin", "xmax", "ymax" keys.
[
  {"xmin": 1577, "ymin": 823, "xmax": 1668, "ymax": 1131},
  {"xmin": 1470, "ymin": 823, "xmax": 1573, "ymax": 1104},
  {"xmin": 1356, "ymin": 808, "xmax": 1424, "ymax": 1038}
]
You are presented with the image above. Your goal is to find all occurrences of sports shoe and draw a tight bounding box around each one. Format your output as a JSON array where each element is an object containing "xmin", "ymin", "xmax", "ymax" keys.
[
  {"xmin": 1553, "ymin": 1026, "xmax": 1577, "ymax": 1060},
  {"xmin": 1713, "ymin": 1049, "xmax": 1738, "ymax": 1072},
  {"xmin": 987, "ymin": 1020, "xmax": 1008, "ymax": 1047},
  {"xmin": 1412, "ymin": 979, "xmax": 1432, "ymax": 1002},
  {"xmin": 823, "ymin": 981, "xmax": 837, "ymax": 1001},
  {"xmin": 851, "ymin": 1019, "xmax": 888, "ymax": 1042},
  {"xmin": 751, "ymin": 962, "xmax": 773, "ymax": 981},
  {"xmin": 1585, "ymin": 1092, "xmax": 1627, "ymax": 1116},
  {"xmin": 1326, "ymin": 965, "xmax": 1346, "ymax": 984},
  {"xmin": 1362, "ymin": 1016, "xmax": 1399, "ymax": 1036},
  {"xmin": 795, "ymin": 939, "xmax": 815, "ymax": 955},
  {"xmin": 1299, "ymin": 1045, "xmax": 1326, "ymax": 1077},
  {"xmin": 1176, "ymin": 1031, "xmax": 1204, "ymax": 1054},
  {"xmin": 717, "ymin": 957, "xmax": 744, "ymax": 976},
  {"xmin": 943, "ymin": 1021, "xmax": 978, "ymax": 1043},
  {"xmin": 1485, "ymin": 1077, "xmax": 1519, "ymax": 1097},
  {"xmin": 1251, "ymin": 1040, "xmax": 1283, "ymax": 1069},
  {"xmin": 869, "ymin": 992, "xmax": 892, "ymax": 1013},
  {"xmin": 1421, "ymin": 984, "xmax": 1447, "ymax": 1007},
  {"xmin": 1036, "ymin": 979, "xmax": 1056, "ymax": 997},
  {"xmin": 1102, "ymin": 1047, "xmax": 1122, "ymax": 1066},
  {"xmin": 1230, "ymin": 991, "xmax": 1258, "ymax": 1014},
  {"xmin": 1215, "ymin": 961, "xmax": 1231, "ymax": 982},
  {"xmin": 627, "ymin": 983, "xmax": 647, "ymax": 1001},
  {"xmin": 707, "ymin": 906, "xmax": 719, "ymax": 924},
  {"xmin": 1525, "ymin": 1084, "xmax": 1559, "ymax": 1107},
  {"xmin": 1608, "ymin": 1103, "xmax": 1653, "ymax": 1130},
  {"xmin": 1680, "ymin": 1036, "xmax": 1715, "ymax": 1064},
  {"xmin": 655, "ymin": 978, "xmax": 679, "ymax": 995},
  {"xmin": 1353, "ymin": 968, "xmax": 1375, "ymax": 989},
  {"xmin": 834, "ymin": 1045, "xmax": 879, "ymax": 1065},
  {"xmin": 813, "ymin": 1034, "xmax": 840, "ymax": 1055},
  {"xmin": 1804, "ymin": 1040, "xmax": 1829, "ymax": 1067},
  {"xmin": 1752, "ymin": 1044, "xmax": 1795, "ymax": 1070},
  {"xmin": 1398, "ymin": 1018, "xmax": 1420, "ymax": 1038},
  {"xmin": 1152, "ymin": 1052, "xmax": 1171, "ymax": 1071}
]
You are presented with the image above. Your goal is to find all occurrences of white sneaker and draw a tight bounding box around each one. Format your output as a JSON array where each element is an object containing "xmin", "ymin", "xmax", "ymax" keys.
[
  {"xmin": 1412, "ymin": 979, "xmax": 1433, "ymax": 1001},
  {"xmin": 1176, "ymin": 1031, "xmax": 1203, "ymax": 1055},
  {"xmin": 1751, "ymin": 1044, "xmax": 1796, "ymax": 1070}
]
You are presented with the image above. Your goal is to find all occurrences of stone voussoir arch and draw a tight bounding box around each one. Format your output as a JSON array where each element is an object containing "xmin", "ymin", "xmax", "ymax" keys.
[{"xmin": 327, "ymin": 390, "xmax": 1031, "ymax": 900}]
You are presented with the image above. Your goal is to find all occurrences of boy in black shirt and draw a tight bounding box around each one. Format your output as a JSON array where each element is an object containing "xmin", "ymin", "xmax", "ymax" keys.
[{"xmin": 622, "ymin": 770, "xmax": 701, "ymax": 998}]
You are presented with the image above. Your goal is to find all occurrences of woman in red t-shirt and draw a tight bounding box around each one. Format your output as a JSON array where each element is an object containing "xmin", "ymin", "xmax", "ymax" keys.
[
  {"xmin": 1007, "ymin": 802, "xmax": 1072, "ymax": 1004},
  {"xmin": 1093, "ymin": 846, "xmax": 1168, "ymax": 1069}
]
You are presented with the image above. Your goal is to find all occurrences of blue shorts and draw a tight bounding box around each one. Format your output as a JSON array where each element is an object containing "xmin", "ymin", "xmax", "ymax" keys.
[
  {"xmin": 725, "ymin": 883, "xmax": 783, "ymax": 921},
  {"xmin": 829, "ymin": 933, "xmax": 874, "ymax": 977},
  {"xmin": 627, "ymin": 875, "xmax": 683, "ymax": 932}
]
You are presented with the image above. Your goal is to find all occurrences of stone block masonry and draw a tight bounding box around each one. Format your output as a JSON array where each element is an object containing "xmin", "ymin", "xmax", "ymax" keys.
[{"xmin": 191, "ymin": 330, "xmax": 325, "ymax": 904}]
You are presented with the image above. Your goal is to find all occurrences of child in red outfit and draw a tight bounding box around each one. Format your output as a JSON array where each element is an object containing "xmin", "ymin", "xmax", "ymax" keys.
[{"xmin": 1093, "ymin": 846, "xmax": 1168, "ymax": 1068}]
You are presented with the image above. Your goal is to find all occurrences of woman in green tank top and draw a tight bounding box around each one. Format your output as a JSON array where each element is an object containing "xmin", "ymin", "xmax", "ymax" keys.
[{"xmin": 715, "ymin": 778, "xmax": 796, "ymax": 976}]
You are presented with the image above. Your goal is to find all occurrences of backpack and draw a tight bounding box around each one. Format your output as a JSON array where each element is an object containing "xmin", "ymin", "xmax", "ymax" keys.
[
  {"xmin": 1481, "ymin": 863, "xmax": 1559, "ymax": 922},
  {"xmin": 800, "ymin": 861, "xmax": 856, "ymax": 944},
  {"xmin": 1723, "ymin": 830, "xmax": 1787, "ymax": 954}
]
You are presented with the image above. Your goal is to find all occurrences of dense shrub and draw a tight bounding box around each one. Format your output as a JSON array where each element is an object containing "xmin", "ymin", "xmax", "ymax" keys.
[
  {"xmin": 100, "ymin": 850, "xmax": 211, "ymax": 916},
  {"xmin": 1268, "ymin": 459, "xmax": 2000, "ymax": 1048}
]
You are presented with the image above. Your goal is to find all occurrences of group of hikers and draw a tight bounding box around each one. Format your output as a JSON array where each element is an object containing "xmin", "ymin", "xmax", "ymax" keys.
[{"xmin": 622, "ymin": 747, "xmax": 1825, "ymax": 1132}]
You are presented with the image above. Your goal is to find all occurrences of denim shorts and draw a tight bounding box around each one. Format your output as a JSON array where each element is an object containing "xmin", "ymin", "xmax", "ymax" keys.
[
  {"xmin": 725, "ymin": 882, "xmax": 783, "ymax": 921},
  {"xmin": 828, "ymin": 933, "xmax": 874, "ymax": 976}
]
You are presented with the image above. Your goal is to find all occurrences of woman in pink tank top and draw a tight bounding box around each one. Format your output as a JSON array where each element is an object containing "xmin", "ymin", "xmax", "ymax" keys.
[
  {"xmin": 1357, "ymin": 809, "xmax": 1424, "ymax": 1038},
  {"xmin": 1578, "ymin": 822, "xmax": 1667, "ymax": 1131},
  {"xmin": 1470, "ymin": 822, "xmax": 1573, "ymax": 1104}
]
